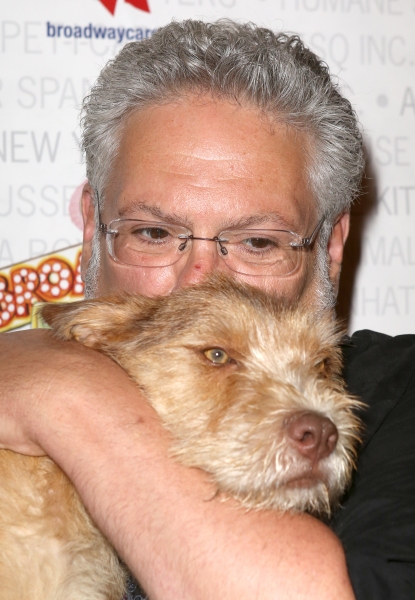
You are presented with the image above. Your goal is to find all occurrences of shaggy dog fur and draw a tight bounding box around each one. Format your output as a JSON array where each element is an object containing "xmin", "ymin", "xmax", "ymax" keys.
[{"xmin": 0, "ymin": 276, "xmax": 361, "ymax": 600}]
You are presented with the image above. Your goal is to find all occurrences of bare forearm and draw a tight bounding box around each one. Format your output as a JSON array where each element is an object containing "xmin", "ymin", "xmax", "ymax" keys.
[
  {"xmin": 50, "ymin": 390, "xmax": 354, "ymax": 599},
  {"xmin": 0, "ymin": 331, "xmax": 355, "ymax": 599}
]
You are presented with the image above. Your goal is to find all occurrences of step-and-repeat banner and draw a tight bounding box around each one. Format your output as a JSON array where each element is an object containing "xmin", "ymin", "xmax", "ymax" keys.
[{"xmin": 1, "ymin": 0, "xmax": 414, "ymax": 335}]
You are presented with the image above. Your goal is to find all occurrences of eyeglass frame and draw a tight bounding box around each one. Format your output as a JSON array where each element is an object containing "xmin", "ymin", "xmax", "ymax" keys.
[{"xmin": 95, "ymin": 192, "xmax": 326, "ymax": 276}]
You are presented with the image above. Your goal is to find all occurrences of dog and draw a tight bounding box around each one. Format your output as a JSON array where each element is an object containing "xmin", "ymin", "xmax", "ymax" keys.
[{"xmin": 0, "ymin": 275, "xmax": 361, "ymax": 600}]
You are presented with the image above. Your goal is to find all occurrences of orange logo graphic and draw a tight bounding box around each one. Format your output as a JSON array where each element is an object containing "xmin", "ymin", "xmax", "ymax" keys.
[{"xmin": 0, "ymin": 246, "xmax": 84, "ymax": 333}]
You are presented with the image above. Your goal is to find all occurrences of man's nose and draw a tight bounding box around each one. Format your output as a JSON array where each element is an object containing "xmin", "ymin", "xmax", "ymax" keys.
[{"xmin": 174, "ymin": 238, "xmax": 224, "ymax": 288}]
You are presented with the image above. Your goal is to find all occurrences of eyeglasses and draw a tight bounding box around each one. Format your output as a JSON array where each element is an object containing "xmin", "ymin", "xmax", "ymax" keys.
[{"xmin": 98, "ymin": 206, "xmax": 324, "ymax": 278}]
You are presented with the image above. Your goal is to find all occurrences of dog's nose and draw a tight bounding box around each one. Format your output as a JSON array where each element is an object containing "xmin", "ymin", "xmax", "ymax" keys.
[{"xmin": 286, "ymin": 412, "xmax": 338, "ymax": 463}]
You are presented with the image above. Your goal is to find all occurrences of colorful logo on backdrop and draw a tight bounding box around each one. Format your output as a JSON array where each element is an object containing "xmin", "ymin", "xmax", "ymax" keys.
[
  {"xmin": 46, "ymin": 0, "xmax": 154, "ymax": 42},
  {"xmin": 0, "ymin": 246, "xmax": 84, "ymax": 333},
  {"xmin": 99, "ymin": 0, "xmax": 150, "ymax": 14}
]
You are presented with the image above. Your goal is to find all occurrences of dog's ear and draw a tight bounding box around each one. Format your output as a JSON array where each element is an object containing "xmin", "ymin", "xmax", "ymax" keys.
[{"xmin": 41, "ymin": 295, "xmax": 154, "ymax": 349}]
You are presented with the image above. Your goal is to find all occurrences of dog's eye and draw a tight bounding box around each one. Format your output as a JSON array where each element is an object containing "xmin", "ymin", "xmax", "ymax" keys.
[
  {"xmin": 317, "ymin": 358, "xmax": 330, "ymax": 375},
  {"xmin": 204, "ymin": 348, "xmax": 230, "ymax": 365}
]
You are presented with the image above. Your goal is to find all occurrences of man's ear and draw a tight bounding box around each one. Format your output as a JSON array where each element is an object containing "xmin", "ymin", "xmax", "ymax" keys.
[
  {"xmin": 327, "ymin": 212, "xmax": 350, "ymax": 294},
  {"xmin": 80, "ymin": 183, "xmax": 97, "ymax": 282}
]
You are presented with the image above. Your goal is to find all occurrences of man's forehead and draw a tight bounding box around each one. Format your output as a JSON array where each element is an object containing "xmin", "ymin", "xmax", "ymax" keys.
[
  {"xmin": 117, "ymin": 98, "xmax": 310, "ymax": 172},
  {"xmin": 103, "ymin": 98, "xmax": 316, "ymax": 233}
]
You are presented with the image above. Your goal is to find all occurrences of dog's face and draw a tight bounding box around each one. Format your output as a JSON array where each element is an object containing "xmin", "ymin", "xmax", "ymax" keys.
[{"xmin": 42, "ymin": 275, "xmax": 361, "ymax": 516}]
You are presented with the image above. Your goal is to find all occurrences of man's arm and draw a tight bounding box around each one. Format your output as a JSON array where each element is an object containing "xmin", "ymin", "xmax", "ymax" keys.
[{"xmin": 0, "ymin": 330, "xmax": 354, "ymax": 599}]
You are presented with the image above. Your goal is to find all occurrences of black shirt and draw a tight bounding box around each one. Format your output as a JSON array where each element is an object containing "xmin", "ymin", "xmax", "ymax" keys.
[
  {"xmin": 126, "ymin": 330, "xmax": 415, "ymax": 599},
  {"xmin": 332, "ymin": 330, "xmax": 415, "ymax": 598}
]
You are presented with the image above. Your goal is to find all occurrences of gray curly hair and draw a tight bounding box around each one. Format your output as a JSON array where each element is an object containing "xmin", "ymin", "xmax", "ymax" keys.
[
  {"xmin": 82, "ymin": 19, "xmax": 363, "ymax": 220},
  {"xmin": 81, "ymin": 19, "xmax": 364, "ymax": 302}
]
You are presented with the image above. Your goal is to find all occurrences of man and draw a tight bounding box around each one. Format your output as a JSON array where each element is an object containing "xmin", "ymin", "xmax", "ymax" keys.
[{"xmin": 1, "ymin": 20, "xmax": 415, "ymax": 599}]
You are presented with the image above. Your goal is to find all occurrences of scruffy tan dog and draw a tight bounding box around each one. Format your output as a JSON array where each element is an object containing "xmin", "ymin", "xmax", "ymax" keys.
[{"xmin": 0, "ymin": 275, "xmax": 361, "ymax": 600}]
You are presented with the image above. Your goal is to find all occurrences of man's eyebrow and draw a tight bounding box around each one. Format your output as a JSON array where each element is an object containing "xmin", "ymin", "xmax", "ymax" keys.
[
  {"xmin": 118, "ymin": 201, "xmax": 192, "ymax": 227},
  {"xmin": 118, "ymin": 201, "xmax": 296, "ymax": 231},
  {"xmin": 225, "ymin": 213, "xmax": 296, "ymax": 231}
]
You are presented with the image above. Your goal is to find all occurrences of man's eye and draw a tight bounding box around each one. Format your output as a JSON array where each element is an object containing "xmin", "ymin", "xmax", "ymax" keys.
[
  {"xmin": 133, "ymin": 227, "xmax": 170, "ymax": 240},
  {"xmin": 242, "ymin": 237, "xmax": 278, "ymax": 249},
  {"xmin": 203, "ymin": 348, "xmax": 230, "ymax": 365}
]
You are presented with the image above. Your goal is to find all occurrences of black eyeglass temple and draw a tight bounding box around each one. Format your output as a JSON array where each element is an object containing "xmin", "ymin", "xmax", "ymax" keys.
[
  {"xmin": 95, "ymin": 191, "xmax": 107, "ymax": 233},
  {"xmin": 301, "ymin": 215, "xmax": 325, "ymax": 247}
]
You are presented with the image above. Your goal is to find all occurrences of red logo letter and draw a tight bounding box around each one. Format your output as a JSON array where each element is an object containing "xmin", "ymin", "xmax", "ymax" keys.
[{"xmin": 98, "ymin": 0, "xmax": 150, "ymax": 15}]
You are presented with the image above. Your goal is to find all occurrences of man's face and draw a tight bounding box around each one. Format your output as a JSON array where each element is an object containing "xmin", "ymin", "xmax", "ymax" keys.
[{"xmin": 81, "ymin": 96, "xmax": 340, "ymax": 306}]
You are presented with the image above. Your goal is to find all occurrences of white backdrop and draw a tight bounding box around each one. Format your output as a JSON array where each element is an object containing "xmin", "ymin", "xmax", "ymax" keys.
[{"xmin": 1, "ymin": 0, "xmax": 414, "ymax": 335}]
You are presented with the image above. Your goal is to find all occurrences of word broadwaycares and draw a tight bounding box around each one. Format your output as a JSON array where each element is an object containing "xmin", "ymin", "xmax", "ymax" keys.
[
  {"xmin": 46, "ymin": 22, "xmax": 155, "ymax": 43},
  {"xmin": 99, "ymin": 0, "xmax": 150, "ymax": 15},
  {"xmin": 0, "ymin": 246, "xmax": 84, "ymax": 333}
]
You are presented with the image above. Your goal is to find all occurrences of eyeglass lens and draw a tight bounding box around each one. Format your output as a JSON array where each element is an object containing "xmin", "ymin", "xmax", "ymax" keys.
[{"xmin": 105, "ymin": 220, "xmax": 304, "ymax": 276}]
